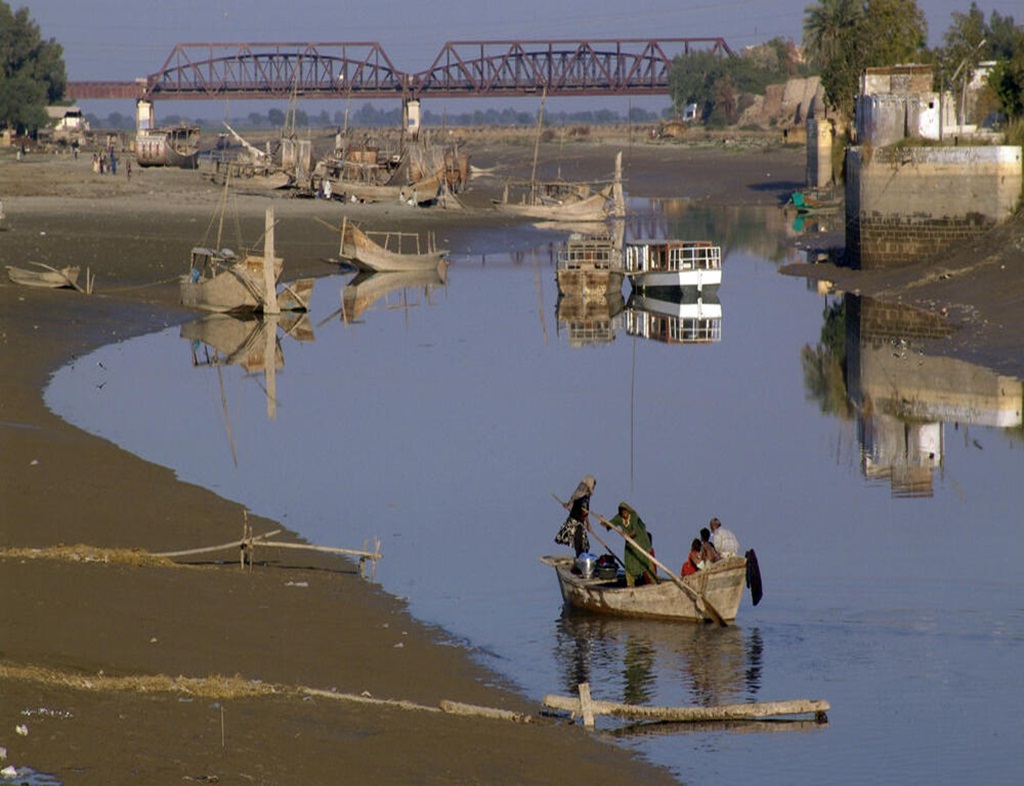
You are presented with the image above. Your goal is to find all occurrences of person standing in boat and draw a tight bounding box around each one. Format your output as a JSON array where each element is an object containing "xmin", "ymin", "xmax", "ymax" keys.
[
  {"xmin": 608, "ymin": 502, "xmax": 655, "ymax": 587},
  {"xmin": 555, "ymin": 475, "xmax": 596, "ymax": 557},
  {"xmin": 709, "ymin": 517, "xmax": 740, "ymax": 557}
]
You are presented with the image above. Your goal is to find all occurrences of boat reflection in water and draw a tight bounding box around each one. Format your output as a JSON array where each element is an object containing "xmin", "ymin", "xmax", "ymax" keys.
[
  {"xmin": 554, "ymin": 291, "xmax": 625, "ymax": 347},
  {"xmin": 553, "ymin": 612, "xmax": 763, "ymax": 714},
  {"xmin": 625, "ymin": 287, "xmax": 722, "ymax": 345},
  {"xmin": 181, "ymin": 311, "xmax": 313, "ymax": 426},
  {"xmin": 556, "ymin": 286, "xmax": 722, "ymax": 347},
  {"xmin": 336, "ymin": 263, "xmax": 448, "ymax": 325}
]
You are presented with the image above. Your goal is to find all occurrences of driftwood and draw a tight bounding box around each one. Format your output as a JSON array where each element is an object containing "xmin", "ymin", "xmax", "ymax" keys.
[
  {"xmin": 545, "ymin": 682, "xmax": 830, "ymax": 729},
  {"xmin": 439, "ymin": 700, "xmax": 533, "ymax": 724},
  {"xmin": 153, "ymin": 515, "xmax": 382, "ymax": 580}
]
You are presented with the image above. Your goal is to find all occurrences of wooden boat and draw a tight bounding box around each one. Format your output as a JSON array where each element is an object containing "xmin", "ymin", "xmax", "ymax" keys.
[
  {"xmin": 790, "ymin": 188, "xmax": 841, "ymax": 213},
  {"xmin": 7, "ymin": 263, "xmax": 81, "ymax": 290},
  {"xmin": 337, "ymin": 217, "xmax": 447, "ymax": 273},
  {"xmin": 625, "ymin": 288, "xmax": 723, "ymax": 345},
  {"xmin": 556, "ymin": 232, "xmax": 624, "ymax": 297},
  {"xmin": 181, "ymin": 206, "xmax": 312, "ymax": 314},
  {"xmin": 136, "ymin": 125, "xmax": 201, "ymax": 169},
  {"xmin": 494, "ymin": 151, "xmax": 625, "ymax": 223},
  {"xmin": 540, "ymin": 554, "xmax": 747, "ymax": 623},
  {"xmin": 624, "ymin": 239, "xmax": 722, "ymax": 293}
]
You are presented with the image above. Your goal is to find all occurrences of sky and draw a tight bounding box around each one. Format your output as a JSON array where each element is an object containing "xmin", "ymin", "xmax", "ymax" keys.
[{"xmin": 15, "ymin": 0, "xmax": 1013, "ymax": 119}]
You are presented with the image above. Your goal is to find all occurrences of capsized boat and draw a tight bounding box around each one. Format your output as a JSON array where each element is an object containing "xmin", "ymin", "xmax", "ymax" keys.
[
  {"xmin": 337, "ymin": 217, "xmax": 447, "ymax": 273},
  {"xmin": 624, "ymin": 239, "xmax": 722, "ymax": 294},
  {"xmin": 540, "ymin": 554, "xmax": 747, "ymax": 623}
]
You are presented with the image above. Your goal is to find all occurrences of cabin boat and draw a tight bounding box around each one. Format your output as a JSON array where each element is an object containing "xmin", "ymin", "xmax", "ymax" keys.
[
  {"xmin": 136, "ymin": 125, "xmax": 201, "ymax": 169},
  {"xmin": 556, "ymin": 233, "xmax": 625, "ymax": 297},
  {"xmin": 624, "ymin": 240, "xmax": 722, "ymax": 294},
  {"xmin": 540, "ymin": 554, "xmax": 747, "ymax": 623},
  {"xmin": 625, "ymin": 288, "xmax": 723, "ymax": 345}
]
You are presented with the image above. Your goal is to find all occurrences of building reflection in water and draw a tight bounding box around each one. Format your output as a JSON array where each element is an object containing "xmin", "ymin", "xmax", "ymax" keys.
[
  {"xmin": 553, "ymin": 611, "xmax": 762, "ymax": 711},
  {"xmin": 803, "ymin": 294, "xmax": 1023, "ymax": 497}
]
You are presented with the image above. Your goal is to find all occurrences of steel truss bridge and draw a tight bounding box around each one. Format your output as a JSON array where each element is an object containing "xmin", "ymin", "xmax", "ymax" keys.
[{"xmin": 67, "ymin": 38, "xmax": 733, "ymax": 103}]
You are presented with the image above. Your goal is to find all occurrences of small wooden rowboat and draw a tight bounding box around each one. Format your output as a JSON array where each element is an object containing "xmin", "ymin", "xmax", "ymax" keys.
[
  {"xmin": 540, "ymin": 554, "xmax": 748, "ymax": 623},
  {"xmin": 7, "ymin": 263, "xmax": 81, "ymax": 290},
  {"xmin": 338, "ymin": 218, "xmax": 447, "ymax": 273}
]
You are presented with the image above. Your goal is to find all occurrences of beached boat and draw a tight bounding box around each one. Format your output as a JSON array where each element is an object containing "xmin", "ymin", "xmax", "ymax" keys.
[
  {"xmin": 494, "ymin": 153, "xmax": 625, "ymax": 223},
  {"xmin": 540, "ymin": 554, "xmax": 747, "ymax": 623},
  {"xmin": 625, "ymin": 288, "xmax": 723, "ymax": 345},
  {"xmin": 790, "ymin": 187, "xmax": 841, "ymax": 213},
  {"xmin": 336, "ymin": 217, "xmax": 447, "ymax": 273},
  {"xmin": 624, "ymin": 239, "xmax": 722, "ymax": 294},
  {"xmin": 135, "ymin": 125, "xmax": 201, "ymax": 169},
  {"xmin": 556, "ymin": 232, "xmax": 625, "ymax": 297},
  {"xmin": 7, "ymin": 263, "xmax": 81, "ymax": 290},
  {"xmin": 181, "ymin": 207, "xmax": 312, "ymax": 314}
]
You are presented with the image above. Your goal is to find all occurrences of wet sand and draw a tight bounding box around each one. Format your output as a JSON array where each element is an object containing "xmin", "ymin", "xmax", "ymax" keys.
[{"xmin": 1, "ymin": 137, "xmax": 1019, "ymax": 784}]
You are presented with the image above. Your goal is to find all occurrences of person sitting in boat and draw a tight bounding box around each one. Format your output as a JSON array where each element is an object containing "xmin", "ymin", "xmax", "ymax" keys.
[
  {"xmin": 682, "ymin": 538, "xmax": 703, "ymax": 577},
  {"xmin": 555, "ymin": 475, "xmax": 596, "ymax": 558},
  {"xmin": 700, "ymin": 527, "xmax": 720, "ymax": 564},
  {"xmin": 709, "ymin": 517, "xmax": 740, "ymax": 557},
  {"xmin": 607, "ymin": 501, "xmax": 655, "ymax": 587}
]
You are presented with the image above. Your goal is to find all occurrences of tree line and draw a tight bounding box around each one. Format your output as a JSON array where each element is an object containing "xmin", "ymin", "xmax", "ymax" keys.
[{"xmin": 668, "ymin": 1, "xmax": 1023, "ymax": 130}]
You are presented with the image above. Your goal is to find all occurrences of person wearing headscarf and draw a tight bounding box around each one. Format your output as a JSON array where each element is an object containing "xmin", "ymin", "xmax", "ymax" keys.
[
  {"xmin": 555, "ymin": 475, "xmax": 595, "ymax": 557},
  {"xmin": 608, "ymin": 501, "xmax": 655, "ymax": 587}
]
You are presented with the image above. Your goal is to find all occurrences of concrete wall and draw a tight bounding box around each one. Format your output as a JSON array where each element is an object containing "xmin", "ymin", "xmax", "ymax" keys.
[
  {"xmin": 845, "ymin": 145, "xmax": 1023, "ymax": 269},
  {"xmin": 806, "ymin": 118, "xmax": 833, "ymax": 188}
]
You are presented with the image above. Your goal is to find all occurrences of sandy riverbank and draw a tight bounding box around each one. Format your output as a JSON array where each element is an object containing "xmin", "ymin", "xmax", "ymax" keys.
[{"xmin": 1, "ymin": 137, "xmax": 1019, "ymax": 784}]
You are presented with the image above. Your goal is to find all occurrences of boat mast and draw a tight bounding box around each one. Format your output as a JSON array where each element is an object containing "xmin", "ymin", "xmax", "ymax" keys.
[{"xmin": 529, "ymin": 88, "xmax": 547, "ymax": 204}]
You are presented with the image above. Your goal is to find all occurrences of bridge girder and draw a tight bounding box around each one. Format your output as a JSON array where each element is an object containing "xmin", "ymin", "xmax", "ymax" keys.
[{"xmin": 66, "ymin": 38, "xmax": 734, "ymax": 102}]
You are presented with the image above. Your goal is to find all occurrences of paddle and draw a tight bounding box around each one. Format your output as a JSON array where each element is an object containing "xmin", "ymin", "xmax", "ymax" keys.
[
  {"xmin": 551, "ymin": 493, "xmax": 626, "ymax": 572},
  {"xmin": 591, "ymin": 510, "xmax": 728, "ymax": 627}
]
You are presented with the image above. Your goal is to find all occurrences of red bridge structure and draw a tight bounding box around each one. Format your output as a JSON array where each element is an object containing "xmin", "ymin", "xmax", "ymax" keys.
[{"xmin": 66, "ymin": 38, "xmax": 733, "ymax": 103}]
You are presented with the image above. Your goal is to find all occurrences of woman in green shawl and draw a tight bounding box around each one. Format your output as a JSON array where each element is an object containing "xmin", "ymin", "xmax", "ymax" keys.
[{"xmin": 608, "ymin": 501, "xmax": 655, "ymax": 587}]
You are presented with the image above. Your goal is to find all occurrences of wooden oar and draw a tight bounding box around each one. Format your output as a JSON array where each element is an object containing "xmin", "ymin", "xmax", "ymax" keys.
[
  {"xmin": 591, "ymin": 510, "xmax": 728, "ymax": 627},
  {"xmin": 551, "ymin": 493, "xmax": 626, "ymax": 571}
]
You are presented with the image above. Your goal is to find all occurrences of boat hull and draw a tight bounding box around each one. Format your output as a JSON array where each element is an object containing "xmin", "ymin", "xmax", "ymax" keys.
[
  {"xmin": 180, "ymin": 255, "xmax": 283, "ymax": 313},
  {"xmin": 629, "ymin": 268, "xmax": 722, "ymax": 292},
  {"xmin": 556, "ymin": 268, "xmax": 624, "ymax": 297},
  {"xmin": 340, "ymin": 223, "xmax": 447, "ymax": 273},
  {"xmin": 541, "ymin": 555, "xmax": 746, "ymax": 623},
  {"xmin": 494, "ymin": 189, "xmax": 611, "ymax": 222},
  {"xmin": 7, "ymin": 265, "xmax": 80, "ymax": 289}
]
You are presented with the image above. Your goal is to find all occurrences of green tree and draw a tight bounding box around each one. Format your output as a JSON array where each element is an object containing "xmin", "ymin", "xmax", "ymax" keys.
[
  {"xmin": 803, "ymin": 0, "xmax": 927, "ymax": 120},
  {"xmin": 0, "ymin": 2, "xmax": 66, "ymax": 134},
  {"xmin": 937, "ymin": 4, "xmax": 1023, "ymax": 122}
]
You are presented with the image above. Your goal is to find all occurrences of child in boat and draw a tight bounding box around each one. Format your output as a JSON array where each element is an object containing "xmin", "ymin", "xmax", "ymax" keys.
[{"xmin": 681, "ymin": 538, "xmax": 703, "ymax": 576}]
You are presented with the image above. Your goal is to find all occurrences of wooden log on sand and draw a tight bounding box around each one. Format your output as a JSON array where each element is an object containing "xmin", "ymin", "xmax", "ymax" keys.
[{"xmin": 545, "ymin": 682, "xmax": 830, "ymax": 728}]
